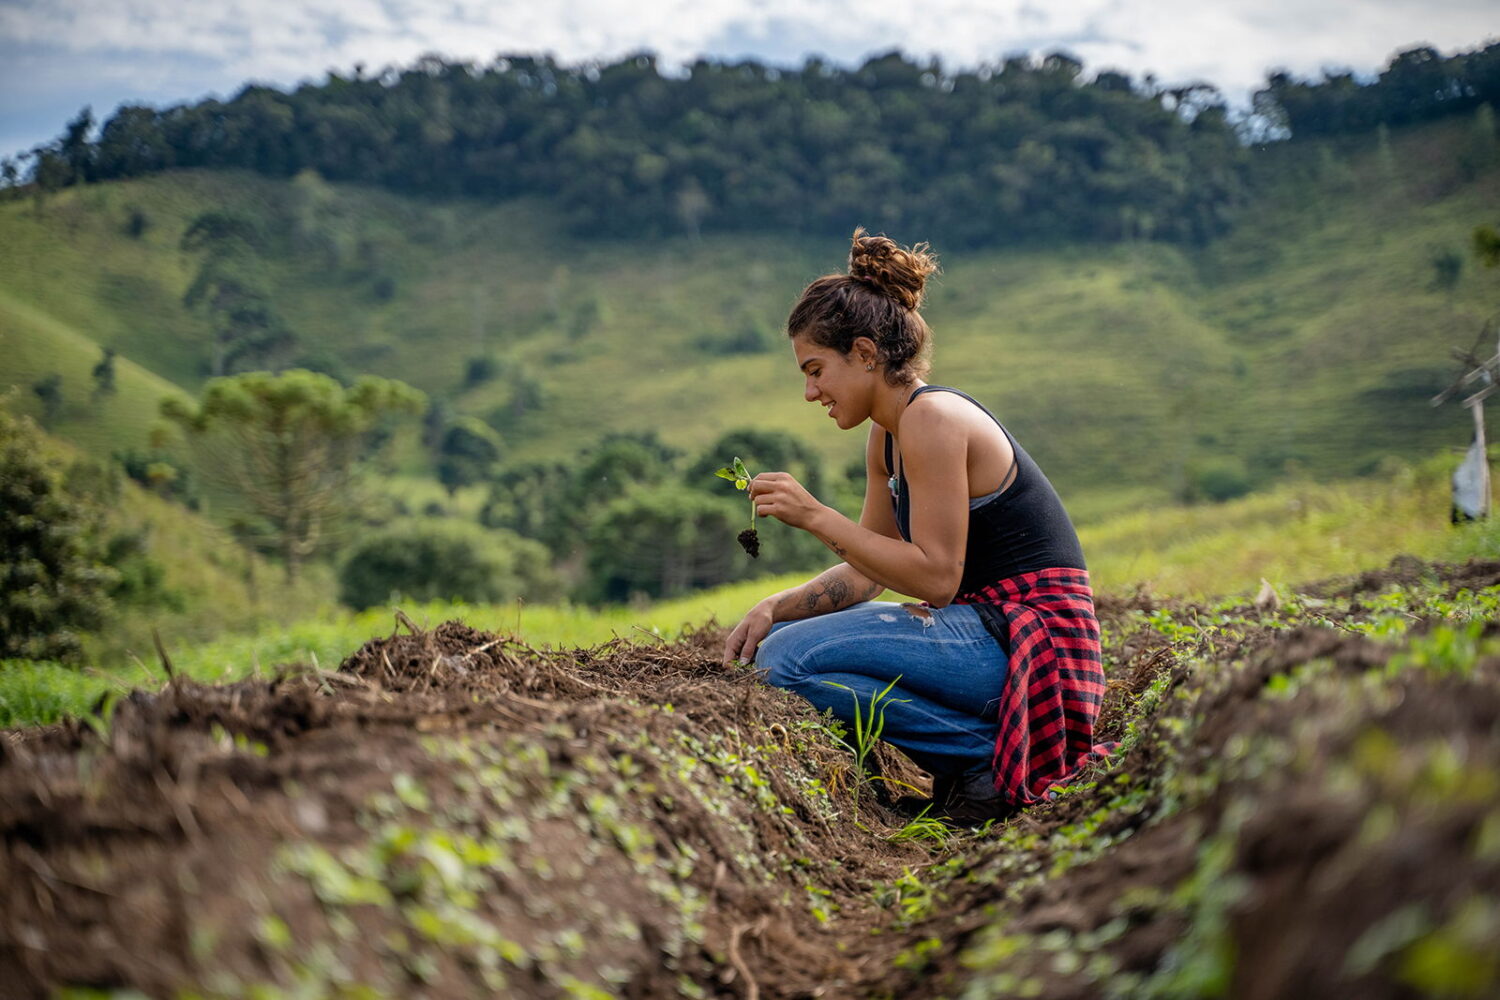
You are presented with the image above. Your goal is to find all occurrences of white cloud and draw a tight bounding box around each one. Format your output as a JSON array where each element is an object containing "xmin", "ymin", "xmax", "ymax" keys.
[{"xmin": 1, "ymin": 0, "xmax": 1496, "ymax": 157}]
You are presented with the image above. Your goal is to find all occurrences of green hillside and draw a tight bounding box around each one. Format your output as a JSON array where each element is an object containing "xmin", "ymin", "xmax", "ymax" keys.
[{"xmin": 2, "ymin": 113, "xmax": 1498, "ymax": 520}]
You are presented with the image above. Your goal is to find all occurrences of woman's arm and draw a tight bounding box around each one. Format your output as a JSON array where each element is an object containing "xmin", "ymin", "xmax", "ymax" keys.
[
  {"xmin": 721, "ymin": 562, "xmax": 883, "ymax": 665},
  {"xmin": 720, "ymin": 427, "xmax": 902, "ymax": 664},
  {"xmin": 749, "ymin": 402, "xmax": 971, "ymax": 607},
  {"xmin": 761, "ymin": 422, "xmax": 908, "ymax": 618}
]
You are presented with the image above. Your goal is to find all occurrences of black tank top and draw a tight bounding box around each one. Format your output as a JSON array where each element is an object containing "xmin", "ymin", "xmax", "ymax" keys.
[{"xmin": 885, "ymin": 386, "xmax": 1087, "ymax": 595}]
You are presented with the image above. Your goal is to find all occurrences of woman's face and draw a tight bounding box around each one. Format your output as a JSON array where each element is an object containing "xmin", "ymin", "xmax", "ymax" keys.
[{"xmin": 792, "ymin": 332, "xmax": 875, "ymax": 430}]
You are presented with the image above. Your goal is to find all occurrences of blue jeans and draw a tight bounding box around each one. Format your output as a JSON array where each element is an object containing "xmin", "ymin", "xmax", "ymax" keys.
[{"xmin": 755, "ymin": 601, "xmax": 1007, "ymax": 778}]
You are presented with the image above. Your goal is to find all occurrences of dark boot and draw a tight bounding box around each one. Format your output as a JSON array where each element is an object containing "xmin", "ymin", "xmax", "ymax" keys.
[{"xmin": 934, "ymin": 763, "xmax": 1008, "ymax": 826}]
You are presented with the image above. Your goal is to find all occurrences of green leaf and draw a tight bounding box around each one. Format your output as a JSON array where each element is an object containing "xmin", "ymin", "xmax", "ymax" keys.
[
  {"xmin": 733, "ymin": 457, "xmax": 750, "ymax": 481},
  {"xmin": 734, "ymin": 478, "xmax": 748, "ymax": 490},
  {"xmin": 713, "ymin": 467, "xmax": 739, "ymax": 481}
]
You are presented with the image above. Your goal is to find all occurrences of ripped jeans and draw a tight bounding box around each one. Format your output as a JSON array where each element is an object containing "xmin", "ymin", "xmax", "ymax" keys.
[{"xmin": 755, "ymin": 601, "xmax": 1007, "ymax": 778}]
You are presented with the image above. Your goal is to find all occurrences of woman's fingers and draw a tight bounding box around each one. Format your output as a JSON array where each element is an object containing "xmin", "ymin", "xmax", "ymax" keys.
[
  {"xmin": 748, "ymin": 471, "xmax": 792, "ymax": 497},
  {"xmin": 741, "ymin": 619, "xmax": 771, "ymax": 662},
  {"xmin": 748, "ymin": 471, "xmax": 820, "ymax": 529},
  {"xmin": 723, "ymin": 604, "xmax": 774, "ymax": 665},
  {"xmin": 723, "ymin": 619, "xmax": 753, "ymax": 665},
  {"xmin": 750, "ymin": 472, "xmax": 800, "ymax": 520}
]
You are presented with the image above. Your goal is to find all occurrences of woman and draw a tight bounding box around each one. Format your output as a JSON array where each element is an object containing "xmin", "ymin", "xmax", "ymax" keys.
[{"xmin": 722, "ymin": 230, "xmax": 1106, "ymax": 822}]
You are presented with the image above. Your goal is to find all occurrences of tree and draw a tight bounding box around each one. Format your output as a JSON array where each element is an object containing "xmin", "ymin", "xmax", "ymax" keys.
[
  {"xmin": 0, "ymin": 411, "xmax": 117, "ymax": 660},
  {"xmin": 582, "ymin": 484, "xmax": 742, "ymax": 602},
  {"xmin": 59, "ymin": 106, "xmax": 96, "ymax": 185},
  {"xmin": 31, "ymin": 374, "xmax": 63, "ymax": 426},
  {"xmin": 160, "ymin": 370, "xmax": 426, "ymax": 581},
  {"xmin": 685, "ymin": 428, "xmax": 824, "ymax": 497},
  {"xmin": 91, "ymin": 347, "xmax": 117, "ymax": 399},
  {"xmin": 16, "ymin": 47, "xmax": 1257, "ymax": 249},
  {"xmin": 538, "ymin": 432, "xmax": 677, "ymax": 556},
  {"xmin": 479, "ymin": 461, "xmax": 570, "ymax": 540},
  {"xmin": 96, "ymin": 105, "xmax": 174, "ymax": 178},
  {"xmin": 436, "ymin": 416, "xmax": 503, "ymax": 496}
]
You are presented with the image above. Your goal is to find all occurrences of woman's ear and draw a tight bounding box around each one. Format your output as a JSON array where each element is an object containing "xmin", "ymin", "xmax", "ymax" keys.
[{"xmin": 851, "ymin": 335, "xmax": 879, "ymax": 368}]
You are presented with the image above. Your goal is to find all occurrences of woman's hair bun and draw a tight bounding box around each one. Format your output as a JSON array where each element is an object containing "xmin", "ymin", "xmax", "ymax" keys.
[{"xmin": 847, "ymin": 228, "xmax": 939, "ymax": 311}]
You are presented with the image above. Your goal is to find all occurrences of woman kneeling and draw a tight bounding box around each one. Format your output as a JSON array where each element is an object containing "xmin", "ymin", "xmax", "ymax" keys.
[{"xmin": 722, "ymin": 230, "xmax": 1106, "ymax": 822}]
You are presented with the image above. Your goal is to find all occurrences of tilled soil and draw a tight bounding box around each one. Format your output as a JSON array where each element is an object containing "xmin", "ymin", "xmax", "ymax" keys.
[{"xmin": 3, "ymin": 557, "xmax": 1499, "ymax": 998}]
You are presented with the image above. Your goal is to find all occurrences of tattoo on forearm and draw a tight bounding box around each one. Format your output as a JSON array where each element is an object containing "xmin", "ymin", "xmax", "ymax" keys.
[
  {"xmin": 817, "ymin": 534, "xmax": 847, "ymax": 557},
  {"xmin": 800, "ymin": 577, "xmax": 852, "ymax": 612}
]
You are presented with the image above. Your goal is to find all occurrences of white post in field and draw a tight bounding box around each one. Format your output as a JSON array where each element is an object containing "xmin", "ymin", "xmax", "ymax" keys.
[
  {"xmin": 1470, "ymin": 395, "xmax": 1491, "ymax": 519},
  {"xmin": 1432, "ymin": 322, "xmax": 1500, "ymax": 520}
]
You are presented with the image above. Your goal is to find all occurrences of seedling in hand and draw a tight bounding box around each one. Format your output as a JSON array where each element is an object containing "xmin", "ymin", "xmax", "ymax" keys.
[{"xmin": 714, "ymin": 456, "xmax": 760, "ymax": 557}]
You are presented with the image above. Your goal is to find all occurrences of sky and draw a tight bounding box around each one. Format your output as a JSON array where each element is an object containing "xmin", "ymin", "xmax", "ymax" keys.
[{"xmin": 1, "ymin": 0, "xmax": 1497, "ymax": 161}]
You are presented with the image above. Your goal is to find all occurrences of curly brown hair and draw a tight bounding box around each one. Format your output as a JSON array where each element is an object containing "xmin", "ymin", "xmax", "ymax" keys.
[{"xmin": 786, "ymin": 228, "xmax": 940, "ymax": 386}]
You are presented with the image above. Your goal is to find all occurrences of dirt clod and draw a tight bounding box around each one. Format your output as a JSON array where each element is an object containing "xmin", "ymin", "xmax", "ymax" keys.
[{"xmin": 737, "ymin": 528, "xmax": 761, "ymax": 558}]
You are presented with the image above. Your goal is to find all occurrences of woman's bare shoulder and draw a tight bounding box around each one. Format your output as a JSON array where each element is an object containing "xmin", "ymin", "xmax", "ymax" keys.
[{"xmin": 903, "ymin": 389, "xmax": 984, "ymax": 435}]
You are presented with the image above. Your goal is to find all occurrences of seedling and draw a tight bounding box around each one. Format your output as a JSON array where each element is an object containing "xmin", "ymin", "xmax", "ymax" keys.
[
  {"xmin": 714, "ymin": 456, "xmax": 760, "ymax": 557},
  {"xmin": 889, "ymin": 804, "xmax": 955, "ymax": 845},
  {"xmin": 822, "ymin": 675, "xmax": 910, "ymax": 821}
]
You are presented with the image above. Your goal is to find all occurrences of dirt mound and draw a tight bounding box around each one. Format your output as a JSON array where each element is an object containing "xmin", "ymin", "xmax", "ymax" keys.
[
  {"xmin": 833, "ymin": 580, "xmax": 1500, "ymax": 999},
  {"xmin": 3, "ymin": 556, "xmax": 1499, "ymax": 998},
  {"xmin": 1303, "ymin": 553, "xmax": 1500, "ymax": 600},
  {"xmin": 0, "ymin": 618, "xmax": 936, "ymax": 998}
]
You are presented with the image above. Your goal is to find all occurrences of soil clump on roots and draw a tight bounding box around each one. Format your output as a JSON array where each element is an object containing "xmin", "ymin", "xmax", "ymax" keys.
[
  {"xmin": 737, "ymin": 529, "xmax": 760, "ymax": 559},
  {"xmin": 3, "ymin": 556, "xmax": 1500, "ymax": 997}
]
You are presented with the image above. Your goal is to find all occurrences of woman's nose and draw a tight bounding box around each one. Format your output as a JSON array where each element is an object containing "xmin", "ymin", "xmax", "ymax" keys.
[{"xmin": 804, "ymin": 380, "xmax": 818, "ymax": 402}]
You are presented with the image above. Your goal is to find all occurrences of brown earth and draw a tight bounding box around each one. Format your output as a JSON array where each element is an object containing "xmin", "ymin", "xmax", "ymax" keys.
[{"xmin": 2, "ymin": 556, "xmax": 1498, "ymax": 998}]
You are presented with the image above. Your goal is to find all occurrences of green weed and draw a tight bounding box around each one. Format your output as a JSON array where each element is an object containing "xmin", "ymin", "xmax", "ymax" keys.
[{"xmin": 889, "ymin": 805, "xmax": 956, "ymax": 846}]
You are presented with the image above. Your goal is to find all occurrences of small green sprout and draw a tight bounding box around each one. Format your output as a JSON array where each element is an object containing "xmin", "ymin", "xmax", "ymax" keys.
[
  {"xmin": 822, "ymin": 675, "xmax": 909, "ymax": 820},
  {"xmin": 714, "ymin": 456, "xmax": 760, "ymax": 557}
]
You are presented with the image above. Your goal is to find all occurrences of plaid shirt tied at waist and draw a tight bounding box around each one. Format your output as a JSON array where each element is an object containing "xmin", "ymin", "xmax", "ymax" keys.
[{"xmin": 953, "ymin": 567, "xmax": 1111, "ymax": 807}]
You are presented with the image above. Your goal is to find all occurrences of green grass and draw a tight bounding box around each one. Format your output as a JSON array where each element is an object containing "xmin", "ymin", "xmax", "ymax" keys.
[
  {"xmin": 1080, "ymin": 456, "xmax": 1475, "ymax": 599},
  {"xmin": 0, "ymin": 287, "xmax": 192, "ymax": 459}
]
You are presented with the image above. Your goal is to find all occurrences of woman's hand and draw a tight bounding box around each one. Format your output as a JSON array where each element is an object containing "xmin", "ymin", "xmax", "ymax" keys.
[
  {"xmin": 747, "ymin": 472, "xmax": 826, "ymax": 530},
  {"xmin": 722, "ymin": 598, "xmax": 776, "ymax": 666}
]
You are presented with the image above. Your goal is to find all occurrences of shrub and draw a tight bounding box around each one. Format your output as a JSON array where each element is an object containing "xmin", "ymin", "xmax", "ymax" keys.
[
  {"xmin": 115, "ymin": 449, "xmax": 199, "ymax": 507},
  {"xmin": 696, "ymin": 319, "xmax": 770, "ymax": 356},
  {"xmin": 1183, "ymin": 456, "xmax": 1253, "ymax": 504},
  {"xmin": 463, "ymin": 354, "xmax": 503, "ymax": 388},
  {"xmin": 124, "ymin": 205, "xmax": 150, "ymax": 239},
  {"xmin": 338, "ymin": 519, "xmax": 559, "ymax": 610},
  {"xmin": 0, "ymin": 411, "xmax": 117, "ymax": 660}
]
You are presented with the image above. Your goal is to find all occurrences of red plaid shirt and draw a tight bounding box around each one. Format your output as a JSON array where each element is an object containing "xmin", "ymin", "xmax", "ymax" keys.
[{"xmin": 954, "ymin": 567, "xmax": 1110, "ymax": 806}]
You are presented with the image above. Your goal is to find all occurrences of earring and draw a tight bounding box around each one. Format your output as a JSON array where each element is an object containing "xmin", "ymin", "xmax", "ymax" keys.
[{"xmin": 865, "ymin": 363, "xmax": 874, "ymax": 371}]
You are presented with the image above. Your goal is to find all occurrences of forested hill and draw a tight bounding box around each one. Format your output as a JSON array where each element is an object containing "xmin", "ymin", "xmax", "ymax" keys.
[
  {"xmin": 10, "ymin": 50, "xmax": 1243, "ymax": 247},
  {"xmin": 9, "ymin": 43, "xmax": 1500, "ymax": 250}
]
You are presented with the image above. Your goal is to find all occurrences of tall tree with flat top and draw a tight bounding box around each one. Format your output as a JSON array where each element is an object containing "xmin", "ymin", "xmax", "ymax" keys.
[{"xmin": 161, "ymin": 370, "xmax": 425, "ymax": 581}]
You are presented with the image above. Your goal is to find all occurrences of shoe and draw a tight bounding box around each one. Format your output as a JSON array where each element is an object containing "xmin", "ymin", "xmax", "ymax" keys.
[{"xmin": 933, "ymin": 764, "xmax": 1008, "ymax": 826}]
